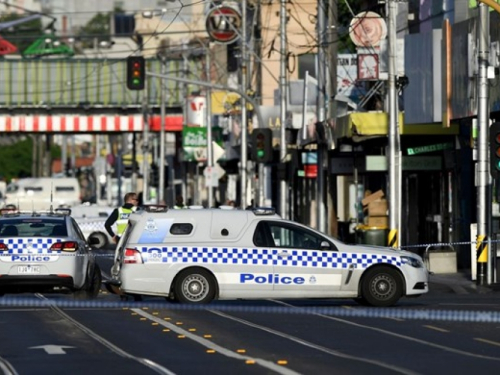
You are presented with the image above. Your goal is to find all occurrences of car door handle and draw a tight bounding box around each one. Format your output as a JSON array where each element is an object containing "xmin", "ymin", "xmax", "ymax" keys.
[{"xmin": 278, "ymin": 252, "xmax": 290, "ymax": 258}]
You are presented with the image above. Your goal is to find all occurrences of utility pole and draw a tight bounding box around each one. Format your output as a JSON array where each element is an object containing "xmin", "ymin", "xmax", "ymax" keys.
[
  {"xmin": 158, "ymin": 59, "xmax": 166, "ymax": 204},
  {"xmin": 328, "ymin": 0, "xmax": 338, "ymax": 237},
  {"xmin": 279, "ymin": 0, "xmax": 288, "ymax": 218},
  {"xmin": 387, "ymin": 0, "xmax": 400, "ymax": 248},
  {"xmin": 206, "ymin": 50, "xmax": 214, "ymax": 208},
  {"xmin": 241, "ymin": 0, "xmax": 248, "ymax": 208},
  {"xmin": 476, "ymin": 2, "xmax": 490, "ymax": 285},
  {"xmin": 316, "ymin": 0, "xmax": 327, "ymax": 233}
]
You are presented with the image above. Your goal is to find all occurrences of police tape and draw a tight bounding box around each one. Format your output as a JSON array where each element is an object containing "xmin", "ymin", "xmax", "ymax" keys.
[{"xmin": 0, "ymin": 297, "xmax": 500, "ymax": 323}]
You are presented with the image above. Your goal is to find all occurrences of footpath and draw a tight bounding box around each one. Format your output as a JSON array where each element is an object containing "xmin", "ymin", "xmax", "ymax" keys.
[{"xmin": 429, "ymin": 270, "xmax": 500, "ymax": 294}]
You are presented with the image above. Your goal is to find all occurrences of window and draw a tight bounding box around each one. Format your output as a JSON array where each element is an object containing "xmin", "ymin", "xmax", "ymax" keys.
[
  {"xmin": 0, "ymin": 219, "xmax": 67, "ymax": 237},
  {"xmin": 170, "ymin": 223, "xmax": 193, "ymax": 235},
  {"xmin": 56, "ymin": 186, "xmax": 75, "ymax": 192},
  {"xmin": 267, "ymin": 222, "xmax": 332, "ymax": 250}
]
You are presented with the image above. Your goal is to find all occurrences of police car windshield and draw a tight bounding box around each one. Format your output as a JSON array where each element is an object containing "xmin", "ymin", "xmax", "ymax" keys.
[{"xmin": 0, "ymin": 219, "xmax": 67, "ymax": 237}]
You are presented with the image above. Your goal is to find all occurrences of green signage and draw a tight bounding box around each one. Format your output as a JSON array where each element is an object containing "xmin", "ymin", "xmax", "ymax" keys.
[
  {"xmin": 407, "ymin": 142, "xmax": 453, "ymax": 156},
  {"xmin": 182, "ymin": 127, "xmax": 223, "ymax": 162}
]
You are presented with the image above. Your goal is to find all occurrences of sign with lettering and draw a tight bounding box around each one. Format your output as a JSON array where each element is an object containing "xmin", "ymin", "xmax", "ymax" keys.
[{"xmin": 205, "ymin": 4, "xmax": 241, "ymax": 44}]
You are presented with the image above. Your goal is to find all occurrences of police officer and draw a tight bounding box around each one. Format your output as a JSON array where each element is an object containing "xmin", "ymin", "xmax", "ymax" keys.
[
  {"xmin": 174, "ymin": 195, "xmax": 187, "ymax": 209},
  {"xmin": 105, "ymin": 192, "xmax": 138, "ymax": 243}
]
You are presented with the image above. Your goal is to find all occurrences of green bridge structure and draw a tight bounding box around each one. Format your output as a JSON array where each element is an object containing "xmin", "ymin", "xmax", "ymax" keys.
[{"xmin": 0, "ymin": 58, "xmax": 201, "ymax": 110}]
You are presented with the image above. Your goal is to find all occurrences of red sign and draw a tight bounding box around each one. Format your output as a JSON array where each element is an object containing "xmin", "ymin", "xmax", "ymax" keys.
[{"xmin": 205, "ymin": 5, "xmax": 241, "ymax": 44}]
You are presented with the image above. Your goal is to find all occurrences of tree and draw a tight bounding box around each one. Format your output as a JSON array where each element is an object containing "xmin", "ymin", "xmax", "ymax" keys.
[
  {"xmin": 0, "ymin": 137, "xmax": 61, "ymax": 182},
  {"xmin": 76, "ymin": 6, "xmax": 124, "ymax": 49}
]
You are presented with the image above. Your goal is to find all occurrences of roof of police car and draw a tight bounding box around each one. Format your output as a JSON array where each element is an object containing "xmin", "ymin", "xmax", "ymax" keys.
[
  {"xmin": 131, "ymin": 205, "xmax": 281, "ymax": 219},
  {"xmin": 0, "ymin": 208, "xmax": 71, "ymax": 220}
]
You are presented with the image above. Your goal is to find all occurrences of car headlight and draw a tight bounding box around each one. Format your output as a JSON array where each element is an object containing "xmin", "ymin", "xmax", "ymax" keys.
[{"xmin": 401, "ymin": 255, "xmax": 424, "ymax": 268}]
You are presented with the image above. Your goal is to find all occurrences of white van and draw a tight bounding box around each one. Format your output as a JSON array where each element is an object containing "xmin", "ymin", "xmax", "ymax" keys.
[{"xmin": 4, "ymin": 178, "xmax": 81, "ymax": 211}]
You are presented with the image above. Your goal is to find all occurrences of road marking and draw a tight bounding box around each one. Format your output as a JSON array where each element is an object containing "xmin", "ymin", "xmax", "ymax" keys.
[
  {"xmin": 423, "ymin": 325, "xmax": 449, "ymax": 333},
  {"xmin": 474, "ymin": 338, "xmax": 500, "ymax": 347},
  {"xmin": 210, "ymin": 309, "xmax": 418, "ymax": 375},
  {"xmin": 131, "ymin": 308, "xmax": 299, "ymax": 375},
  {"xmin": 29, "ymin": 345, "xmax": 75, "ymax": 355},
  {"xmin": 35, "ymin": 295, "xmax": 175, "ymax": 375},
  {"xmin": 273, "ymin": 300, "xmax": 500, "ymax": 361}
]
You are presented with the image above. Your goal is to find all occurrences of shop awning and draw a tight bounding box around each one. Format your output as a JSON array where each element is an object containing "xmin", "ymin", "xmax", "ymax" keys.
[{"xmin": 336, "ymin": 112, "xmax": 459, "ymax": 139}]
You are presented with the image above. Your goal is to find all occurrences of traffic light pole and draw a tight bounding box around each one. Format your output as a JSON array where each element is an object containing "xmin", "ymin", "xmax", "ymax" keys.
[{"xmin": 158, "ymin": 59, "xmax": 166, "ymax": 204}]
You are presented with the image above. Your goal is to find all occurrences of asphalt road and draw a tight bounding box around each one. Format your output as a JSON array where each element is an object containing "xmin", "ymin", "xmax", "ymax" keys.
[
  {"xmin": 0, "ymin": 250, "xmax": 499, "ymax": 374},
  {"xmin": 1, "ymin": 292, "xmax": 500, "ymax": 374}
]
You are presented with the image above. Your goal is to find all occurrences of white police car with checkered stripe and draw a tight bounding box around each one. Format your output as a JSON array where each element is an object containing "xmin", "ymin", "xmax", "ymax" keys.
[
  {"xmin": 109, "ymin": 206, "xmax": 428, "ymax": 307},
  {"xmin": 0, "ymin": 208, "xmax": 101, "ymax": 298}
]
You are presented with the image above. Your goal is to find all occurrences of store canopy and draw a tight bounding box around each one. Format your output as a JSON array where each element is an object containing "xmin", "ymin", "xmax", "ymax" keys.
[{"xmin": 336, "ymin": 112, "xmax": 459, "ymax": 141}]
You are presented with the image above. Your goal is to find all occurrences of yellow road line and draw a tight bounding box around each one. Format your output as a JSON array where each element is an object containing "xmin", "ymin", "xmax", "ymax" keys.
[
  {"xmin": 474, "ymin": 338, "xmax": 500, "ymax": 347},
  {"xmin": 423, "ymin": 325, "xmax": 449, "ymax": 333}
]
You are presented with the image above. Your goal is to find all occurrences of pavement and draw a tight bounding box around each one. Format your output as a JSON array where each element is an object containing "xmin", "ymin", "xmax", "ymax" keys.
[{"xmin": 429, "ymin": 270, "xmax": 500, "ymax": 294}]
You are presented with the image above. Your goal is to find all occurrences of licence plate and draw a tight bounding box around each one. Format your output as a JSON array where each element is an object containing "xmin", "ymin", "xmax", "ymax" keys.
[{"xmin": 18, "ymin": 265, "xmax": 41, "ymax": 274}]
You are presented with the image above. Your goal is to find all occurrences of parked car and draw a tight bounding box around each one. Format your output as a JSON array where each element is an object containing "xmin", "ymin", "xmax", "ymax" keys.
[
  {"xmin": 0, "ymin": 208, "xmax": 101, "ymax": 298},
  {"xmin": 109, "ymin": 206, "xmax": 429, "ymax": 306},
  {"xmin": 4, "ymin": 178, "xmax": 81, "ymax": 211}
]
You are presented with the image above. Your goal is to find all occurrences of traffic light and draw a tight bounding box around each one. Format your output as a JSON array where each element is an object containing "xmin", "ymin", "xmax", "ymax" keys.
[
  {"xmin": 490, "ymin": 122, "xmax": 500, "ymax": 177},
  {"xmin": 126, "ymin": 56, "xmax": 145, "ymax": 90},
  {"xmin": 251, "ymin": 128, "xmax": 273, "ymax": 163}
]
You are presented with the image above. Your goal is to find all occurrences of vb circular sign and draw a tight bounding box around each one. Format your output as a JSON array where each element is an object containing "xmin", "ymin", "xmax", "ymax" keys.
[{"xmin": 205, "ymin": 4, "xmax": 242, "ymax": 44}]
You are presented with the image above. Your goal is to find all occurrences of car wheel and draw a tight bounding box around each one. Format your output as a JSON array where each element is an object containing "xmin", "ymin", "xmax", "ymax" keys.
[
  {"xmin": 174, "ymin": 268, "xmax": 216, "ymax": 304},
  {"xmin": 74, "ymin": 264, "xmax": 102, "ymax": 300},
  {"xmin": 90, "ymin": 232, "xmax": 108, "ymax": 249},
  {"xmin": 361, "ymin": 266, "xmax": 403, "ymax": 307}
]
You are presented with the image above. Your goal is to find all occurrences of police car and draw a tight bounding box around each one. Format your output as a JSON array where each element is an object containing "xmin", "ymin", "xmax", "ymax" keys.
[
  {"xmin": 109, "ymin": 206, "xmax": 428, "ymax": 307},
  {"xmin": 0, "ymin": 208, "xmax": 101, "ymax": 298}
]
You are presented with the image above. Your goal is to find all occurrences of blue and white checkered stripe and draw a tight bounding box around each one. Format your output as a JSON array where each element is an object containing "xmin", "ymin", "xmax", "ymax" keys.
[
  {"xmin": 0, "ymin": 238, "xmax": 65, "ymax": 253},
  {"xmin": 139, "ymin": 247, "xmax": 401, "ymax": 269},
  {"xmin": 77, "ymin": 220, "xmax": 106, "ymax": 231}
]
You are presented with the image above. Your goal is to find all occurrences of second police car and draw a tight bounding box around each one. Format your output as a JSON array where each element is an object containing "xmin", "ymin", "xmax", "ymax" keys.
[
  {"xmin": 0, "ymin": 208, "xmax": 101, "ymax": 298},
  {"xmin": 110, "ymin": 206, "xmax": 429, "ymax": 307}
]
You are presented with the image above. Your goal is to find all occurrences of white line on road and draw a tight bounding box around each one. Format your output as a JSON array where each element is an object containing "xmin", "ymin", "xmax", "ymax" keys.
[
  {"xmin": 208, "ymin": 309, "xmax": 418, "ymax": 375},
  {"xmin": 273, "ymin": 300, "xmax": 500, "ymax": 361}
]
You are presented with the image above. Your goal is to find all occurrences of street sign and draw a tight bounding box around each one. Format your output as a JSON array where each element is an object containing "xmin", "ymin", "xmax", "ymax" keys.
[
  {"xmin": 205, "ymin": 4, "xmax": 241, "ymax": 44},
  {"xmin": 204, "ymin": 166, "xmax": 219, "ymax": 188}
]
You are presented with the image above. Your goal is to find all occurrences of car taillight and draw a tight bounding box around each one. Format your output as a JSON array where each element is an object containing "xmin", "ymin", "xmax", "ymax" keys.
[
  {"xmin": 0, "ymin": 243, "xmax": 8, "ymax": 251},
  {"xmin": 124, "ymin": 248, "xmax": 143, "ymax": 264},
  {"xmin": 50, "ymin": 241, "xmax": 78, "ymax": 252}
]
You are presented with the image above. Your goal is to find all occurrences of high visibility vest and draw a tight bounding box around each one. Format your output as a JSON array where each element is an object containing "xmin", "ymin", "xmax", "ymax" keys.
[{"xmin": 116, "ymin": 207, "xmax": 134, "ymax": 235}]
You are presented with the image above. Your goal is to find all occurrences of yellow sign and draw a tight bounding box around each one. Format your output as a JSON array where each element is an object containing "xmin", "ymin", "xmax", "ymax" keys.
[{"xmin": 211, "ymin": 90, "xmax": 254, "ymax": 115}]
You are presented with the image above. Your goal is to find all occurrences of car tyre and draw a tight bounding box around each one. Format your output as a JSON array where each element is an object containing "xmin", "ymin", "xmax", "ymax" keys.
[
  {"xmin": 74, "ymin": 264, "xmax": 102, "ymax": 300},
  {"xmin": 174, "ymin": 268, "xmax": 216, "ymax": 304},
  {"xmin": 361, "ymin": 266, "xmax": 403, "ymax": 307}
]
